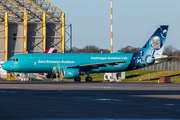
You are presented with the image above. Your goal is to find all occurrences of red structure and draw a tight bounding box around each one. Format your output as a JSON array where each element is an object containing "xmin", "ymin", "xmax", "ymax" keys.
[{"xmin": 159, "ymin": 76, "xmax": 171, "ymax": 83}]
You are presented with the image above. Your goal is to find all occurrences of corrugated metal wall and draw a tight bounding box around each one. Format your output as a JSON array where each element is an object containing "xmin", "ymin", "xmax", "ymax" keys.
[
  {"xmin": 8, "ymin": 23, "xmax": 24, "ymax": 57},
  {"xmin": 140, "ymin": 61, "xmax": 180, "ymax": 70}
]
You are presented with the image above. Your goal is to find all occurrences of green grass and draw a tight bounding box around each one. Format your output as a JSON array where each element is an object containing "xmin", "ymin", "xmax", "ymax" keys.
[
  {"xmin": 123, "ymin": 70, "xmax": 180, "ymax": 83},
  {"xmin": 62, "ymin": 70, "xmax": 180, "ymax": 83},
  {"xmin": 125, "ymin": 70, "xmax": 180, "ymax": 83}
]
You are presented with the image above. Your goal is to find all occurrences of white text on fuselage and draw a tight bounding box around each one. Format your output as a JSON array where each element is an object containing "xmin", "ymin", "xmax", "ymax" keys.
[
  {"xmin": 91, "ymin": 57, "xmax": 128, "ymax": 60},
  {"xmin": 38, "ymin": 60, "xmax": 75, "ymax": 64}
]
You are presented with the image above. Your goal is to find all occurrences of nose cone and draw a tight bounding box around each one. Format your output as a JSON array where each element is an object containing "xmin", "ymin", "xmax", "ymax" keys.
[{"xmin": 1, "ymin": 62, "xmax": 9, "ymax": 71}]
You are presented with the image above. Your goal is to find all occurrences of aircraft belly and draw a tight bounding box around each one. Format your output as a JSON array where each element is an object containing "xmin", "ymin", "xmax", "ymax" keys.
[
  {"xmin": 32, "ymin": 67, "xmax": 52, "ymax": 73},
  {"xmin": 23, "ymin": 62, "xmax": 52, "ymax": 73}
]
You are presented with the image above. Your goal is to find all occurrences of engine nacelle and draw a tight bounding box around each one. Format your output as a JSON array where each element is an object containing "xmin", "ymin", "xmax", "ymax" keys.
[{"xmin": 62, "ymin": 68, "xmax": 80, "ymax": 79}]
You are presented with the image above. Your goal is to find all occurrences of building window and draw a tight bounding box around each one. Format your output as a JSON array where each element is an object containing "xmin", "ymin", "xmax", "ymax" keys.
[{"xmin": 13, "ymin": 33, "xmax": 17, "ymax": 40}]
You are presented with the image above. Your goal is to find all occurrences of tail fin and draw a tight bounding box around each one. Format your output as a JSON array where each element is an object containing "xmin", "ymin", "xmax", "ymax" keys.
[
  {"xmin": 127, "ymin": 25, "xmax": 169, "ymax": 70},
  {"xmin": 43, "ymin": 48, "xmax": 57, "ymax": 53},
  {"xmin": 139, "ymin": 25, "xmax": 168, "ymax": 56}
]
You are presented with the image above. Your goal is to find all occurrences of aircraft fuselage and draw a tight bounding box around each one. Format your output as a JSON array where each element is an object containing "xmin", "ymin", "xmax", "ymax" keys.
[{"xmin": 3, "ymin": 53, "xmax": 133, "ymax": 73}]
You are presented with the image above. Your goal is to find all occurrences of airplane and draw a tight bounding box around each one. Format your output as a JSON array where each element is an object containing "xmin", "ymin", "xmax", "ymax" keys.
[{"xmin": 2, "ymin": 25, "xmax": 176, "ymax": 82}]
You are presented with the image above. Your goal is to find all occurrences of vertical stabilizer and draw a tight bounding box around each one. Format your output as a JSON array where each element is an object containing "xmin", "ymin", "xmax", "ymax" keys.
[
  {"xmin": 127, "ymin": 25, "xmax": 169, "ymax": 70},
  {"xmin": 139, "ymin": 25, "xmax": 168, "ymax": 56}
]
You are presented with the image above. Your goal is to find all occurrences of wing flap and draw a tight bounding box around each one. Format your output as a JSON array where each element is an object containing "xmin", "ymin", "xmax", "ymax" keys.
[{"xmin": 67, "ymin": 61, "xmax": 126, "ymax": 69}]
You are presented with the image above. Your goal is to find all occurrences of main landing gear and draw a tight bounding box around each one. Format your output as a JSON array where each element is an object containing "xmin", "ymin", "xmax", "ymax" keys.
[
  {"xmin": 85, "ymin": 72, "xmax": 92, "ymax": 82},
  {"xmin": 74, "ymin": 77, "xmax": 81, "ymax": 82},
  {"xmin": 85, "ymin": 76, "xmax": 92, "ymax": 82},
  {"xmin": 73, "ymin": 76, "xmax": 93, "ymax": 82}
]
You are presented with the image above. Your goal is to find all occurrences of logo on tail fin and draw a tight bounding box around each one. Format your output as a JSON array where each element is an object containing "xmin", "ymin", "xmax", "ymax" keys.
[{"xmin": 140, "ymin": 25, "xmax": 168, "ymax": 56}]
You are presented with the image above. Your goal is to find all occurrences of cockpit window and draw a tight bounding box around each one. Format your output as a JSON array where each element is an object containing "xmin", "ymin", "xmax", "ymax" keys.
[{"xmin": 9, "ymin": 58, "xmax": 19, "ymax": 61}]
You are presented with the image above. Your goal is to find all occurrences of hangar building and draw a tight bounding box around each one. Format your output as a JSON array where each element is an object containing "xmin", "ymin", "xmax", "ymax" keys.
[{"xmin": 0, "ymin": 0, "xmax": 72, "ymax": 61}]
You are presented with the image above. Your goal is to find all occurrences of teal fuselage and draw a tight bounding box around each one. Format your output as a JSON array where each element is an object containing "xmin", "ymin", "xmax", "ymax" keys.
[{"xmin": 3, "ymin": 53, "xmax": 133, "ymax": 73}]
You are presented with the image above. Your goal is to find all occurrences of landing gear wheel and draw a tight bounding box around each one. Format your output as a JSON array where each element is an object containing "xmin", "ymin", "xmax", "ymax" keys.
[
  {"xmin": 74, "ymin": 77, "xmax": 81, "ymax": 82},
  {"xmin": 85, "ymin": 77, "xmax": 92, "ymax": 82}
]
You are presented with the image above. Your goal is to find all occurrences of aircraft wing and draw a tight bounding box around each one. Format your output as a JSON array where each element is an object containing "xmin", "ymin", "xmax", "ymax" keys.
[
  {"xmin": 152, "ymin": 56, "xmax": 177, "ymax": 61},
  {"xmin": 67, "ymin": 61, "xmax": 126, "ymax": 69}
]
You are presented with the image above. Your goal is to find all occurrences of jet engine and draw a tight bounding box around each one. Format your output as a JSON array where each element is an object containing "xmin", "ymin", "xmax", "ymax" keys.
[{"xmin": 62, "ymin": 68, "xmax": 80, "ymax": 79}]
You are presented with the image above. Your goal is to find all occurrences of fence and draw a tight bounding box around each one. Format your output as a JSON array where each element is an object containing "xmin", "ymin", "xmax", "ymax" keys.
[{"xmin": 140, "ymin": 61, "xmax": 180, "ymax": 70}]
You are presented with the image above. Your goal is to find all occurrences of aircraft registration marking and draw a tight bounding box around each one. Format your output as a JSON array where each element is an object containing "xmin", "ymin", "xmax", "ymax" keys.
[{"xmin": 115, "ymin": 64, "xmax": 123, "ymax": 67}]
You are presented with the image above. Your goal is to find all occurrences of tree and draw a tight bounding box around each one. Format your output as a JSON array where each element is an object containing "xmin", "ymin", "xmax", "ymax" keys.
[
  {"xmin": 163, "ymin": 45, "xmax": 177, "ymax": 55},
  {"xmin": 69, "ymin": 45, "xmax": 110, "ymax": 53},
  {"xmin": 118, "ymin": 46, "xmax": 140, "ymax": 53}
]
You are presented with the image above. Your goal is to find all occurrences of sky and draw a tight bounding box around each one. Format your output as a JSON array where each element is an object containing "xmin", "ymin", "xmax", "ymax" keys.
[{"xmin": 49, "ymin": 0, "xmax": 180, "ymax": 52}]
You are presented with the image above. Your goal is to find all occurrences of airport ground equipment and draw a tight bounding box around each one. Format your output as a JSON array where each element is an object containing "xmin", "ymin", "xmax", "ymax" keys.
[
  {"xmin": 0, "ymin": 0, "xmax": 72, "ymax": 61},
  {"xmin": 104, "ymin": 72, "xmax": 125, "ymax": 81},
  {"xmin": 6, "ymin": 73, "xmax": 15, "ymax": 81}
]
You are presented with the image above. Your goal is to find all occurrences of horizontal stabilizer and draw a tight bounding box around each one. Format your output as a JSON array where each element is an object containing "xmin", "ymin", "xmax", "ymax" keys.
[{"xmin": 152, "ymin": 56, "xmax": 177, "ymax": 61}]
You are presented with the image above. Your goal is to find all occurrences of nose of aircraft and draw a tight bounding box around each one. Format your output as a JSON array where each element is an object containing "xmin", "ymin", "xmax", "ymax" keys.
[{"xmin": 1, "ymin": 62, "xmax": 9, "ymax": 71}]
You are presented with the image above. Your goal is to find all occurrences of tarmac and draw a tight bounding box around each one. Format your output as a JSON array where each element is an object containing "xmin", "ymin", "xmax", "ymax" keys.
[{"xmin": 0, "ymin": 81, "xmax": 180, "ymax": 120}]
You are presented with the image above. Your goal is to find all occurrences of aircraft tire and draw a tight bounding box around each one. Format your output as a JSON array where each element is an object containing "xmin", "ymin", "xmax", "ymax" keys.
[
  {"xmin": 85, "ymin": 77, "xmax": 92, "ymax": 82},
  {"xmin": 74, "ymin": 77, "xmax": 81, "ymax": 82}
]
